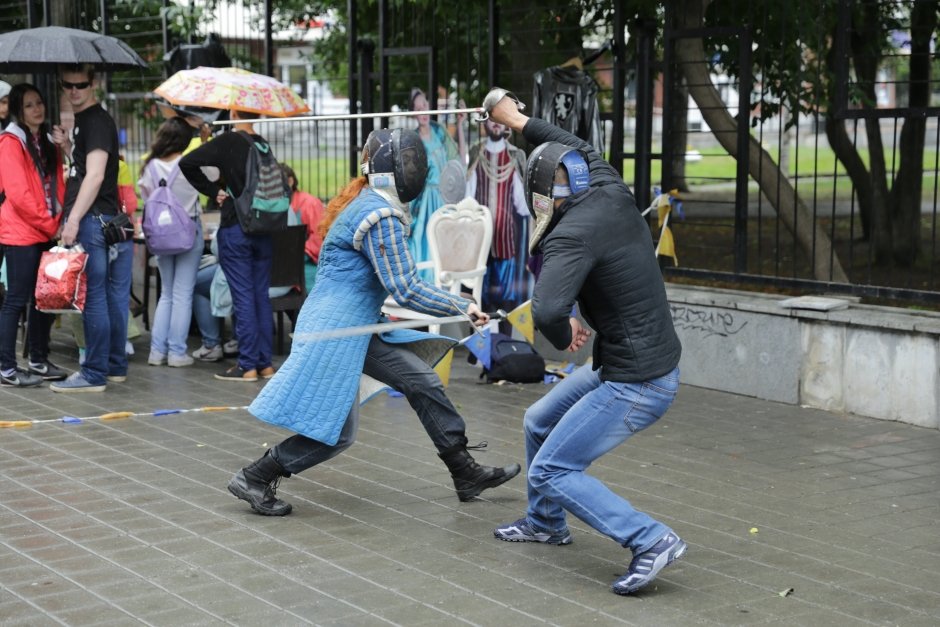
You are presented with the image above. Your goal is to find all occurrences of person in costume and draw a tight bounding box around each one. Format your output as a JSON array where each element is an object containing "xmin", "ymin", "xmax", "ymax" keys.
[
  {"xmin": 466, "ymin": 117, "xmax": 530, "ymax": 332},
  {"xmin": 407, "ymin": 88, "xmax": 466, "ymax": 282},
  {"xmin": 227, "ymin": 128, "xmax": 520, "ymax": 516}
]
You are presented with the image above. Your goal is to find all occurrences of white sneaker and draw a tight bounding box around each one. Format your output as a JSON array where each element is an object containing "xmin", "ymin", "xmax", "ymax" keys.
[
  {"xmin": 125, "ymin": 340, "xmax": 135, "ymax": 356},
  {"xmin": 168, "ymin": 354, "xmax": 195, "ymax": 367},
  {"xmin": 148, "ymin": 350, "xmax": 167, "ymax": 366},
  {"xmin": 192, "ymin": 344, "xmax": 223, "ymax": 362},
  {"xmin": 223, "ymin": 339, "xmax": 239, "ymax": 356}
]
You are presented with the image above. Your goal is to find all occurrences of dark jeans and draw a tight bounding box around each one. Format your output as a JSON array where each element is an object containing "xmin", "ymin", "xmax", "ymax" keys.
[
  {"xmin": 271, "ymin": 335, "xmax": 468, "ymax": 474},
  {"xmin": 0, "ymin": 241, "xmax": 56, "ymax": 371},
  {"xmin": 217, "ymin": 224, "xmax": 272, "ymax": 372}
]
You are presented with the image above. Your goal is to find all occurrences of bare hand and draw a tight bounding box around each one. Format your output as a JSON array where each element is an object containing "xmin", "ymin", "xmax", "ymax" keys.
[
  {"xmin": 566, "ymin": 317, "xmax": 591, "ymax": 352},
  {"xmin": 60, "ymin": 219, "xmax": 79, "ymax": 247},
  {"xmin": 456, "ymin": 99, "xmax": 467, "ymax": 125},
  {"xmin": 466, "ymin": 302, "xmax": 490, "ymax": 327},
  {"xmin": 52, "ymin": 125, "xmax": 70, "ymax": 150}
]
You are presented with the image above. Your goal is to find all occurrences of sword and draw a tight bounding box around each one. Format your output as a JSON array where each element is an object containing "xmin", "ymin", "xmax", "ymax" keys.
[
  {"xmin": 212, "ymin": 107, "xmax": 487, "ymax": 126},
  {"xmin": 292, "ymin": 309, "xmax": 506, "ymax": 343}
]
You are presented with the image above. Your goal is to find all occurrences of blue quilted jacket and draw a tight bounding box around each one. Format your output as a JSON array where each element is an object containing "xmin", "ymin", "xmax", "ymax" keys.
[{"xmin": 249, "ymin": 188, "xmax": 471, "ymax": 445}]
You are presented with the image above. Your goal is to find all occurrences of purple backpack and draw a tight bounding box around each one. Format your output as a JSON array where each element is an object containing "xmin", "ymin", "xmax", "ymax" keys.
[{"xmin": 141, "ymin": 160, "xmax": 197, "ymax": 256}]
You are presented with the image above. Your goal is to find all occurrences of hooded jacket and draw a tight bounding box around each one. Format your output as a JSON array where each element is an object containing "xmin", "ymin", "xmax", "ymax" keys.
[
  {"xmin": 0, "ymin": 123, "xmax": 64, "ymax": 246},
  {"xmin": 523, "ymin": 117, "xmax": 681, "ymax": 383}
]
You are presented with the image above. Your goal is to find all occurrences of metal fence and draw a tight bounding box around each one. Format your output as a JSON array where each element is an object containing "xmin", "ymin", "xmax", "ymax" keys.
[
  {"xmin": 660, "ymin": 0, "xmax": 940, "ymax": 305},
  {"xmin": 3, "ymin": 0, "xmax": 938, "ymax": 307}
]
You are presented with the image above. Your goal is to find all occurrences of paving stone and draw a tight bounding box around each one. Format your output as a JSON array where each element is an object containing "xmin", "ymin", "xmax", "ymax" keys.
[{"xmin": 2, "ymin": 333, "xmax": 939, "ymax": 624}]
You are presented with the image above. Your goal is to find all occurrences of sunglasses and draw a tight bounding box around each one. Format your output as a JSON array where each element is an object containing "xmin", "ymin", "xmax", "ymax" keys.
[{"xmin": 61, "ymin": 80, "xmax": 92, "ymax": 91}]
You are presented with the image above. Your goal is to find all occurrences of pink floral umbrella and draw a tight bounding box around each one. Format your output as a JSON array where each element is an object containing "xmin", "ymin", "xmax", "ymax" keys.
[{"xmin": 154, "ymin": 66, "xmax": 310, "ymax": 118}]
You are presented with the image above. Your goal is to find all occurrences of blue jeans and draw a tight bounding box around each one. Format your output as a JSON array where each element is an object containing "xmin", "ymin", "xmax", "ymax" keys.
[
  {"xmin": 77, "ymin": 213, "xmax": 134, "ymax": 383},
  {"xmin": 151, "ymin": 221, "xmax": 203, "ymax": 357},
  {"xmin": 217, "ymin": 224, "xmax": 272, "ymax": 372},
  {"xmin": 193, "ymin": 263, "xmax": 220, "ymax": 348},
  {"xmin": 524, "ymin": 363, "xmax": 680, "ymax": 553},
  {"xmin": 0, "ymin": 241, "xmax": 56, "ymax": 371}
]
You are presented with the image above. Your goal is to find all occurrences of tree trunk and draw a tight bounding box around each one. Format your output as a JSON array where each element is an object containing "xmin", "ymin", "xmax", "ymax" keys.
[
  {"xmin": 668, "ymin": 76, "xmax": 690, "ymax": 192},
  {"xmin": 889, "ymin": 0, "xmax": 937, "ymax": 265},
  {"xmin": 823, "ymin": 39, "xmax": 873, "ymax": 241},
  {"xmin": 674, "ymin": 0, "xmax": 847, "ymax": 282},
  {"xmin": 850, "ymin": 2, "xmax": 892, "ymax": 262}
]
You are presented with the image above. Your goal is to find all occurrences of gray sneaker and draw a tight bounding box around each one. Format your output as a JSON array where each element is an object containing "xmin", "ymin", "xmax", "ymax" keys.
[
  {"xmin": 1, "ymin": 368, "xmax": 43, "ymax": 387},
  {"xmin": 611, "ymin": 532, "xmax": 687, "ymax": 595},
  {"xmin": 28, "ymin": 360, "xmax": 68, "ymax": 381},
  {"xmin": 493, "ymin": 518, "xmax": 572, "ymax": 545},
  {"xmin": 50, "ymin": 372, "xmax": 106, "ymax": 393}
]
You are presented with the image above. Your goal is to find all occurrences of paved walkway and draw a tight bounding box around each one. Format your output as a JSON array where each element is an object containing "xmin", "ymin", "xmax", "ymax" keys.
[{"xmin": 1, "ymin": 330, "xmax": 939, "ymax": 626}]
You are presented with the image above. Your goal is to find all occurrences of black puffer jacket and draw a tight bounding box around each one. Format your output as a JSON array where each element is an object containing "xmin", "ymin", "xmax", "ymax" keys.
[{"xmin": 523, "ymin": 118, "xmax": 681, "ymax": 383}]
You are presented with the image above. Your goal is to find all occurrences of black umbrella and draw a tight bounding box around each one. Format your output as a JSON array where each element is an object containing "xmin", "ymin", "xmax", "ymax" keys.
[{"xmin": 0, "ymin": 26, "xmax": 148, "ymax": 73}]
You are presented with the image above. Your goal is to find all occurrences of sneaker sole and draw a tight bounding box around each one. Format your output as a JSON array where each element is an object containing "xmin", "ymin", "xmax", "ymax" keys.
[
  {"xmin": 226, "ymin": 480, "xmax": 292, "ymax": 516},
  {"xmin": 1, "ymin": 380, "xmax": 43, "ymax": 388},
  {"xmin": 107, "ymin": 376, "xmax": 127, "ymax": 383},
  {"xmin": 494, "ymin": 531, "xmax": 573, "ymax": 545},
  {"xmin": 50, "ymin": 384, "xmax": 106, "ymax": 393},
  {"xmin": 214, "ymin": 374, "xmax": 259, "ymax": 382},
  {"xmin": 612, "ymin": 540, "xmax": 687, "ymax": 595},
  {"xmin": 30, "ymin": 372, "xmax": 67, "ymax": 381},
  {"xmin": 457, "ymin": 463, "xmax": 521, "ymax": 501}
]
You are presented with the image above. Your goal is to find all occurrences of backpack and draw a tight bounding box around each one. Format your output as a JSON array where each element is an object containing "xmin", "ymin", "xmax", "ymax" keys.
[
  {"xmin": 480, "ymin": 332, "xmax": 546, "ymax": 383},
  {"xmin": 232, "ymin": 131, "xmax": 291, "ymax": 234},
  {"xmin": 141, "ymin": 160, "xmax": 197, "ymax": 256}
]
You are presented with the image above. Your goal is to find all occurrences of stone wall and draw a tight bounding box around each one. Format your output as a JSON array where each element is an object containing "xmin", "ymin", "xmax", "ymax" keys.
[{"xmin": 534, "ymin": 284, "xmax": 940, "ymax": 430}]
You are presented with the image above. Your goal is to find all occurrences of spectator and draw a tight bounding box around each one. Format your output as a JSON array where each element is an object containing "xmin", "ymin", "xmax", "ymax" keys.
[
  {"xmin": 407, "ymin": 87, "xmax": 466, "ymax": 281},
  {"xmin": 138, "ymin": 117, "xmax": 204, "ymax": 368},
  {"xmin": 51, "ymin": 64, "xmax": 131, "ymax": 393},
  {"xmin": 179, "ymin": 111, "xmax": 276, "ymax": 382},
  {"xmin": 0, "ymin": 80, "xmax": 11, "ymax": 130},
  {"xmin": 280, "ymin": 163, "xmax": 324, "ymax": 293},
  {"xmin": 0, "ymin": 83, "xmax": 66, "ymax": 387}
]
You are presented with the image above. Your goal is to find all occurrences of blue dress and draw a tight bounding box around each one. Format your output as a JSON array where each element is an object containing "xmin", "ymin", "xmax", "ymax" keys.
[
  {"xmin": 408, "ymin": 122, "xmax": 457, "ymax": 282},
  {"xmin": 249, "ymin": 188, "xmax": 470, "ymax": 446}
]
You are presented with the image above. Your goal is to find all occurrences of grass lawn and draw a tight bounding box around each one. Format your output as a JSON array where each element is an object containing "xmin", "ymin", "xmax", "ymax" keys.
[{"xmin": 625, "ymin": 147, "xmax": 940, "ymax": 201}]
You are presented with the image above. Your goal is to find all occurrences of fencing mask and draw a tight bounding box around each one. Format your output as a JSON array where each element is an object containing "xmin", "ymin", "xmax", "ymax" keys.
[
  {"xmin": 361, "ymin": 128, "xmax": 429, "ymax": 204},
  {"xmin": 524, "ymin": 142, "xmax": 590, "ymax": 253}
]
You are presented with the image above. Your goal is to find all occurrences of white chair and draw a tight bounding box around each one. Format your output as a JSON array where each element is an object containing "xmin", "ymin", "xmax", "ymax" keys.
[{"xmin": 383, "ymin": 197, "xmax": 493, "ymax": 334}]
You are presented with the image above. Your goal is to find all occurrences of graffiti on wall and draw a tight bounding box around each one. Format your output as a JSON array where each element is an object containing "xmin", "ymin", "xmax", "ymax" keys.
[{"xmin": 671, "ymin": 305, "xmax": 748, "ymax": 339}]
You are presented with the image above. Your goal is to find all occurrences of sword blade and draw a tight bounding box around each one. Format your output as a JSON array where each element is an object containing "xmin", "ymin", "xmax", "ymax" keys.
[
  {"xmin": 292, "ymin": 314, "xmax": 472, "ymax": 342},
  {"xmin": 212, "ymin": 107, "xmax": 485, "ymax": 126}
]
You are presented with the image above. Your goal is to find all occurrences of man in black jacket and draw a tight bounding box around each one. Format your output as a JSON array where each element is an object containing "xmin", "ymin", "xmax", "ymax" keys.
[{"xmin": 485, "ymin": 89, "xmax": 686, "ymax": 595}]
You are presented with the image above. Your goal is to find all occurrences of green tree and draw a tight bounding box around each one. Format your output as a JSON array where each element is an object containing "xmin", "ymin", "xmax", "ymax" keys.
[{"xmin": 688, "ymin": 0, "xmax": 938, "ymax": 270}]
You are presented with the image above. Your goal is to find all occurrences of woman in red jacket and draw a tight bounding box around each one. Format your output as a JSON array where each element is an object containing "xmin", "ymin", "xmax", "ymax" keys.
[{"xmin": 0, "ymin": 83, "xmax": 67, "ymax": 387}]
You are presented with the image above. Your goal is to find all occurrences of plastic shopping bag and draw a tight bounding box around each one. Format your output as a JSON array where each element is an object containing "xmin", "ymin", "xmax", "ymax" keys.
[{"xmin": 35, "ymin": 245, "xmax": 88, "ymax": 313}]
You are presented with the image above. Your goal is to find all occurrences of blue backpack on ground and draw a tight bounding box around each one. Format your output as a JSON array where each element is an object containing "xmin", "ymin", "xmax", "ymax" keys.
[
  {"xmin": 142, "ymin": 160, "xmax": 197, "ymax": 256},
  {"xmin": 232, "ymin": 131, "xmax": 291, "ymax": 234}
]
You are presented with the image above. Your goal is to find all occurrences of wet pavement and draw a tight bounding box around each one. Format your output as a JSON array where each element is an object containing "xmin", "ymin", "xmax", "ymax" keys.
[{"xmin": 1, "ymin": 329, "xmax": 939, "ymax": 625}]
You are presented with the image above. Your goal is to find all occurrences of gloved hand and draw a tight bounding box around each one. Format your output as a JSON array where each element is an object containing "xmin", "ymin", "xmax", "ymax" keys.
[{"xmin": 480, "ymin": 88, "xmax": 525, "ymax": 120}]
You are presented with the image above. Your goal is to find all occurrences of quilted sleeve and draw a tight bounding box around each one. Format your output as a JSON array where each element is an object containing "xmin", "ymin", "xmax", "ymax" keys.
[{"xmin": 355, "ymin": 208, "xmax": 470, "ymax": 317}]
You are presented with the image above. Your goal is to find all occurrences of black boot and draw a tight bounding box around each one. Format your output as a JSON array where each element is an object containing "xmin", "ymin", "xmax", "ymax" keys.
[
  {"xmin": 227, "ymin": 450, "xmax": 293, "ymax": 516},
  {"xmin": 438, "ymin": 444, "xmax": 521, "ymax": 502}
]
